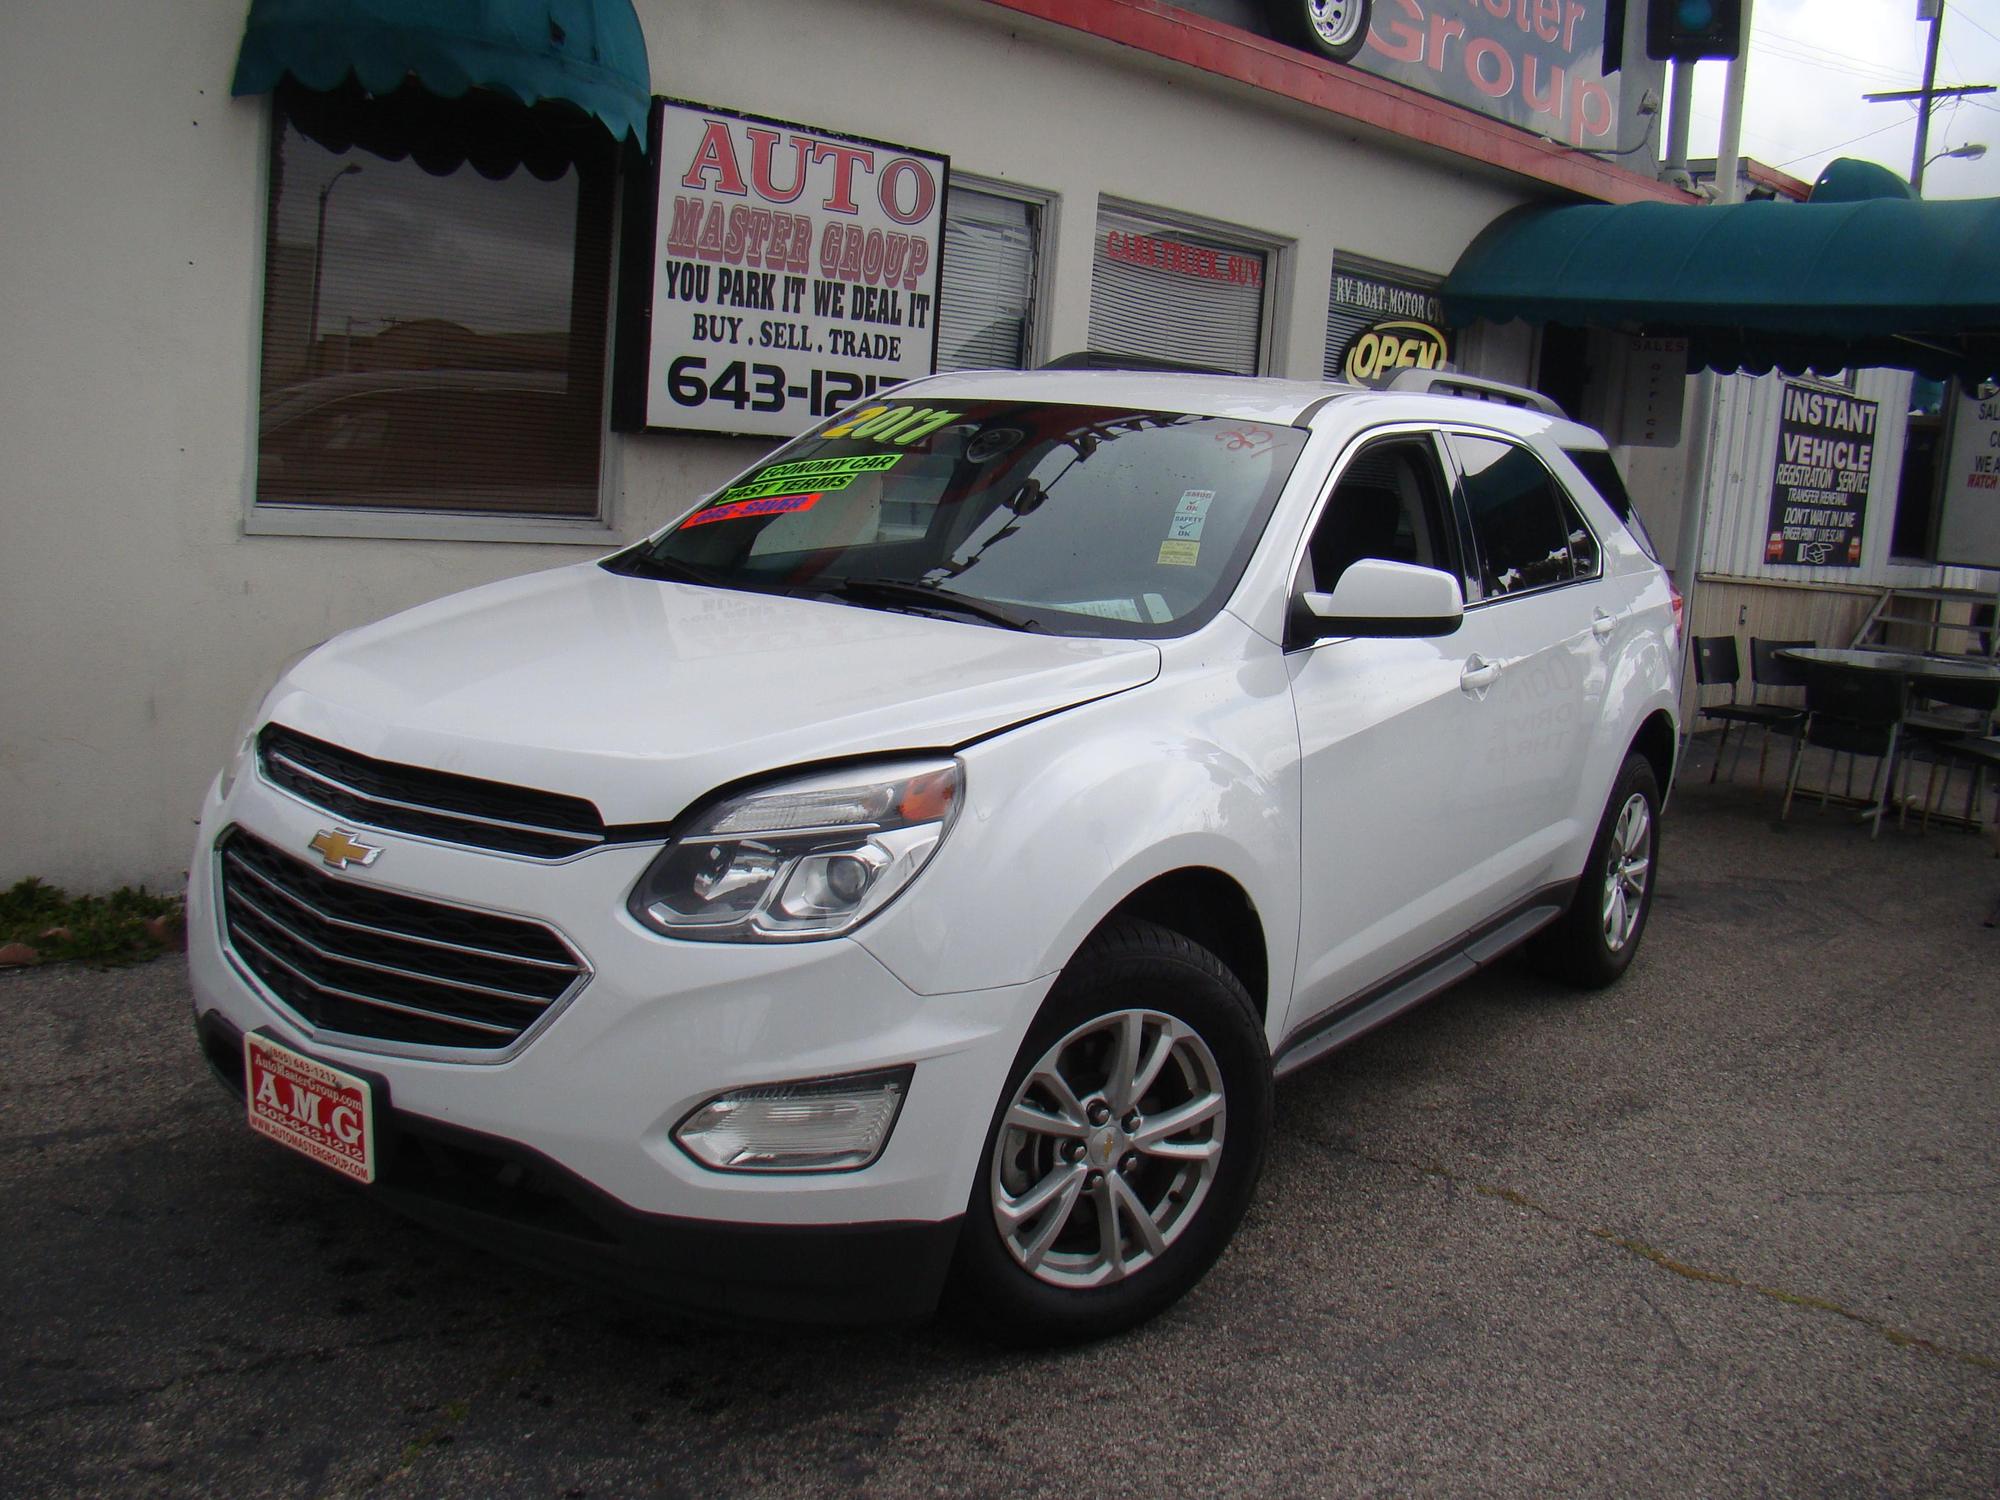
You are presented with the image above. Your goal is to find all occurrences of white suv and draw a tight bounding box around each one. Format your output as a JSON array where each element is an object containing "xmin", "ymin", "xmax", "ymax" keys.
[{"xmin": 188, "ymin": 367, "xmax": 1679, "ymax": 1340}]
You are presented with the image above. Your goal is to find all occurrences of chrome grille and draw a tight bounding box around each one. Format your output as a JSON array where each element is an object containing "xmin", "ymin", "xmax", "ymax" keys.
[
  {"xmin": 258, "ymin": 725, "xmax": 607, "ymax": 859},
  {"xmin": 217, "ymin": 828, "xmax": 587, "ymax": 1052}
]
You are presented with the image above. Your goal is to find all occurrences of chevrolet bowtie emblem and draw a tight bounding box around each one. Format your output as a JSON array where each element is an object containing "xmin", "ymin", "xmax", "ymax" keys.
[{"xmin": 309, "ymin": 829, "xmax": 381, "ymax": 871}]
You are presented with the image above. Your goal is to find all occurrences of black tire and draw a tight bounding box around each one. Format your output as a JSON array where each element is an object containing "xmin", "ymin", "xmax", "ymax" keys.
[
  {"xmin": 1266, "ymin": 0, "xmax": 1374, "ymax": 63},
  {"xmin": 1531, "ymin": 752, "xmax": 1661, "ymax": 988},
  {"xmin": 947, "ymin": 919, "xmax": 1272, "ymax": 1345}
]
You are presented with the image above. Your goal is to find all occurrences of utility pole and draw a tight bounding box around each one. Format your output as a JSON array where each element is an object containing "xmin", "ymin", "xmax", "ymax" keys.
[
  {"xmin": 1914, "ymin": 0, "xmax": 1944, "ymax": 183},
  {"xmin": 1862, "ymin": 1, "xmax": 1994, "ymax": 193}
]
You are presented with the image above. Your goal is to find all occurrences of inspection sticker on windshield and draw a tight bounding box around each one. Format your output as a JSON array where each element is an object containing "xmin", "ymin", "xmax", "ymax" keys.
[
  {"xmin": 245, "ymin": 1032, "xmax": 376, "ymax": 1185},
  {"xmin": 681, "ymin": 492, "xmax": 820, "ymax": 529},
  {"xmin": 1157, "ymin": 540, "xmax": 1201, "ymax": 566},
  {"xmin": 1167, "ymin": 490, "xmax": 1214, "ymax": 542}
]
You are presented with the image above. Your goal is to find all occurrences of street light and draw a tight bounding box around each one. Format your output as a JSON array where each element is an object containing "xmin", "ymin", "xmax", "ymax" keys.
[
  {"xmin": 306, "ymin": 161, "xmax": 364, "ymax": 374},
  {"xmin": 1924, "ymin": 142, "xmax": 1987, "ymax": 169}
]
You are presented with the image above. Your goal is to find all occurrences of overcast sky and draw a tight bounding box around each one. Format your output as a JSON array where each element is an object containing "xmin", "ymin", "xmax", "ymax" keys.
[{"xmin": 1685, "ymin": 0, "xmax": 2000, "ymax": 198}]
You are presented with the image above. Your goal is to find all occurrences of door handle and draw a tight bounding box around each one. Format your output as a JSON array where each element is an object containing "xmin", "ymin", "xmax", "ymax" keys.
[
  {"xmin": 1461, "ymin": 655, "xmax": 1501, "ymax": 693},
  {"xmin": 1591, "ymin": 609, "xmax": 1616, "ymax": 641}
]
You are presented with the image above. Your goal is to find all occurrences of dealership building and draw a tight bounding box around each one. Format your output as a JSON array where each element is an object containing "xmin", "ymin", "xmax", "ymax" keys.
[{"xmin": 2, "ymin": 0, "xmax": 1993, "ymax": 890}]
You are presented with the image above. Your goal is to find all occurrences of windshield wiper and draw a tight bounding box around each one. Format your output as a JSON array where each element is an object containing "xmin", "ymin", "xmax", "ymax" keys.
[
  {"xmin": 600, "ymin": 550, "xmax": 718, "ymax": 586},
  {"xmin": 821, "ymin": 577, "xmax": 1039, "ymax": 632}
]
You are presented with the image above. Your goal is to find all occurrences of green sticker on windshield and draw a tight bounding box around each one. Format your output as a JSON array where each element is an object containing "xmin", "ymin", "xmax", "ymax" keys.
[{"xmin": 713, "ymin": 453, "xmax": 901, "ymax": 506}]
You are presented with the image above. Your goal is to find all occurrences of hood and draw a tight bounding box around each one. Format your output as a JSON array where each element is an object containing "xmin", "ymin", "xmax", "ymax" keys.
[{"xmin": 265, "ymin": 562, "xmax": 1160, "ymax": 826}]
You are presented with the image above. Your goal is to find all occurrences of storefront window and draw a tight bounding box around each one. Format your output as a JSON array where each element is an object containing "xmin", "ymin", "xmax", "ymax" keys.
[
  {"xmin": 1087, "ymin": 207, "xmax": 1269, "ymax": 375},
  {"xmin": 1324, "ymin": 254, "xmax": 1448, "ymax": 387},
  {"xmin": 936, "ymin": 185, "xmax": 1042, "ymax": 371},
  {"xmin": 254, "ymin": 84, "xmax": 614, "ymax": 520}
]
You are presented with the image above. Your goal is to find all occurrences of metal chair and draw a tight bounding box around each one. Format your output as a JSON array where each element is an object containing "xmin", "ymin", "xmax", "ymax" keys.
[
  {"xmin": 1903, "ymin": 678, "xmax": 2000, "ymax": 829},
  {"xmin": 1782, "ymin": 660, "xmax": 1909, "ymax": 839},
  {"xmin": 1934, "ymin": 735, "xmax": 2000, "ymax": 829},
  {"xmin": 1693, "ymin": 636, "xmax": 1807, "ymax": 785}
]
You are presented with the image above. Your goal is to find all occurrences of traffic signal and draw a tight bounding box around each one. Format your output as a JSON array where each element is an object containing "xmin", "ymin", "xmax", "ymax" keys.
[{"xmin": 1644, "ymin": 0, "xmax": 1743, "ymax": 61}]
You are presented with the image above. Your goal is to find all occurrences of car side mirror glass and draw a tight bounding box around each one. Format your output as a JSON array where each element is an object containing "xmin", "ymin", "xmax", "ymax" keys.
[{"xmin": 1289, "ymin": 559, "xmax": 1464, "ymax": 645}]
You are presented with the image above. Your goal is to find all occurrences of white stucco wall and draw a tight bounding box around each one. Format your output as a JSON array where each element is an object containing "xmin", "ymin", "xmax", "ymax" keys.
[{"xmin": 1, "ymin": 0, "xmax": 1547, "ymax": 889}]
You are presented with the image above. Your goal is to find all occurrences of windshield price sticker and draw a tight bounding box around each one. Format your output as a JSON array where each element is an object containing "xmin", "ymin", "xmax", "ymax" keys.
[
  {"xmin": 244, "ymin": 1033, "xmax": 376, "ymax": 1185},
  {"xmin": 713, "ymin": 453, "xmax": 901, "ymax": 506},
  {"xmin": 681, "ymin": 492, "xmax": 821, "ymax": 529},
  {"xmin": 637, "ymin": 101, "xmax": 948, "ymax": 437},
  {"xmin": 1158, "ymin": 540, "xmax": 1201, "ymax": 567}
]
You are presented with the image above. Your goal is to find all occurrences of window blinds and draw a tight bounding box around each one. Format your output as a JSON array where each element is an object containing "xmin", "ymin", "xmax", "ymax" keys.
[
  {"xmin": 936, "ymin": 188, "xmax": 1038, "ymax": 371},
  {"xmin": 1087, "ymin": 208, "xmax": 1265, "ymax": 375}
]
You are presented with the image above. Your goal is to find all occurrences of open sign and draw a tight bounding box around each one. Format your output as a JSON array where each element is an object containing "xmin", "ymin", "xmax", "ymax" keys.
[{"xmin": 1342, "ymin": 319, "xmax": 1450, "ymax": 386}]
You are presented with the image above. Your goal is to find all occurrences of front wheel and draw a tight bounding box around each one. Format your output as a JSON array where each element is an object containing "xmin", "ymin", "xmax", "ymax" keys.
[
  {"xmin": 949, "ymin": 920, "xmax": 1271, "ymax": 1344},
  {"xmin": 1531, "ymin": 752, "xmax": 1661, "ymax": 988},
  {"xmin": 1267, "ymin": 0, "xmax": 1374, "ymax": 63}
]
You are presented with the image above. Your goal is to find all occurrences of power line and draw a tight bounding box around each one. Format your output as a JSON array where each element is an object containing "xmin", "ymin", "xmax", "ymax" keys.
[
  {"xmin": 1953, "ymin": 5, "xmax": 2000, "ymax": 50},
  {"xmin": 1751, "ymin": 28, "xmax": 1913, "ymax": 87},
  {"xmin": 1773, "ymin": 117, "xmax": 1910, "ymax": 170}
]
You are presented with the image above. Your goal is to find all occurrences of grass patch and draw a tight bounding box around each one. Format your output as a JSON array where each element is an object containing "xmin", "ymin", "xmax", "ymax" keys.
[{"xmin": 0, "ymin": 878, "xmax": 184, "ymax": 966}]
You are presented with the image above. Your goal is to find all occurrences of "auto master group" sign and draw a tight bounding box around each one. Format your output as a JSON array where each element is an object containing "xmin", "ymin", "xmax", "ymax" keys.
[
  {"xmin": 629, "ymin": 100, "xmax": 948, "ymax": 438},
  {"xmin": 1763, "ymin": 381, "xmax": 1878, "ymax": 569}
]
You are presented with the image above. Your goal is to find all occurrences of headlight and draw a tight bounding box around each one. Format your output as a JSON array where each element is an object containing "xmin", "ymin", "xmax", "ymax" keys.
[{"xmin": 628, "ymin": 759, "xmax": 961, "ymax": 942}]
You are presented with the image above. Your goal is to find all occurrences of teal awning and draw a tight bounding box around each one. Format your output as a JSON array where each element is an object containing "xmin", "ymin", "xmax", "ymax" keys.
[
  {"xmin": 231, "ymin": 0, "xmax": 651, "ymax": 146},
  {"xmin": 1442, "ymin": 196, "xmax": 2000, "ymax": 383},
  {"xmin": 1807, "ymin": 157, "xmax": 1915, "ymax": 204}
]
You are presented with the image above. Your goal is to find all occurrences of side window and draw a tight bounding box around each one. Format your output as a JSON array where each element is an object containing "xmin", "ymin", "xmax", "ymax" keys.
[
  {"xmin": 1448, "ymin": 435, "xmax": 1578, "ymax": 600},
  {"xmin": 1301, "ymin": 436, "xmax": 1452, "ymax": 596}
]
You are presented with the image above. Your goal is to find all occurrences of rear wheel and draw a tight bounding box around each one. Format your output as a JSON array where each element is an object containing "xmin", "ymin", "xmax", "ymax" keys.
[
  {"xmin": 949, "ymin": 920, "xmax": 1271, "ymax": 1344},
  {"xmin": 1531, "ymin": 752, "xmax": 1661, "ymax": 987}
]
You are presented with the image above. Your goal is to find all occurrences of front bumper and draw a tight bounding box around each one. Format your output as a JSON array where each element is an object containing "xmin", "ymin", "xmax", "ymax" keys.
[
  {"xmin": 187, "ymin": 764, "xmax": 1052, "ymax": 1320},
  {"xmin": 197, "ymin": 1011, "xmax": 961, "ymax": 1323}
]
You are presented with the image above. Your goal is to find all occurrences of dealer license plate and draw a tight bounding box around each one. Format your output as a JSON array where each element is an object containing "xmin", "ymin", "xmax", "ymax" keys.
[{"xmin": 244, "ymin": 1032, "xmax": 377, "ymax": 1185}]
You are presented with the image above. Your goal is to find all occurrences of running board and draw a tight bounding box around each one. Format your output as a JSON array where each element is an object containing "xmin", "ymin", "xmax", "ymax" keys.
[{"xmin": 1271, "ymin": 889, "xmax": 1573, "ymax": 1079}]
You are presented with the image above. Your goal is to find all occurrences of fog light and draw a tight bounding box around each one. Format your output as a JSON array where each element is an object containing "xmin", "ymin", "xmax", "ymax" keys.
[{"xmin": 673, "ymin": 1067, "xmax": 913, "ymax": 1173}]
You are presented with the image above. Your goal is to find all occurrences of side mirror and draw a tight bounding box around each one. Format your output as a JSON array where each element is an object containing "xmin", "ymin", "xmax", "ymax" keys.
[{"xmin": 1288, "ymin": 558, "xmax": 1465, "ymax": 646}]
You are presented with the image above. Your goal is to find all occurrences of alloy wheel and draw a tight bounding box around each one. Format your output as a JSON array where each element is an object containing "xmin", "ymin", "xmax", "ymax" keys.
[
  {"xmin": 989, "ymin": 1009, "xmax": 1226, "ymax": 1288},
  {"xmin": 1600, "ymin": 792, "xmax": 1652, "ymax": 952}
]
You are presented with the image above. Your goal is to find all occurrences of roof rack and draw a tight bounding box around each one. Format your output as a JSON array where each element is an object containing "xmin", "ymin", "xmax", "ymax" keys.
[
  {"xmin": 1039, "ymin": 350, "xmax": 1240, "ymax": 377},
  {"xmin": 1386, "ymin": 369, "xmax": 1566, "ymax": 418}
]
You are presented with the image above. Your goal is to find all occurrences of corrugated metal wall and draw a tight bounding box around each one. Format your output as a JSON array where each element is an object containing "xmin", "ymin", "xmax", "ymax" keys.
[
  {"xmin": 1675, "ymin": 368, "xmax": 1998, "ymax": 729},
  {"xmin": 1696, "ymin": 368, "xmax": 1991, "ymax": 592}
]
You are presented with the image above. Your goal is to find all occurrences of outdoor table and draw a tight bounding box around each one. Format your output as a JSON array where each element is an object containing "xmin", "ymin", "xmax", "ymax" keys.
[
  {"xmin": 1774, "ymin": 646, "xmax": 2000, "ymax": 829},
  {"xmin": 1772, "ymin": 646, "xmax": 2000, "ymax": 695}
]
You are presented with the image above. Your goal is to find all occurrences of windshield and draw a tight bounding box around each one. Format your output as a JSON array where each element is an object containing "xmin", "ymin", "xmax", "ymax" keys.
[{"xmin": 607, "ymin": 397, "xmax": 1308, "ymax": 637}]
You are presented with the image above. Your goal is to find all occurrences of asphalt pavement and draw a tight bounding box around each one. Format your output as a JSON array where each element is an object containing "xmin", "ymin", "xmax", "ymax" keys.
[{"xmin": 4, "ymin": 751, "xmax": 1997, "ymax": 1497}]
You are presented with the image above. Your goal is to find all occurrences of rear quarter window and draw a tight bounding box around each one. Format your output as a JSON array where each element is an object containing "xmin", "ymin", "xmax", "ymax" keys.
[{"xmin": 1562, "ymin": 447, "xmax": 1660, "ymax": 562}]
